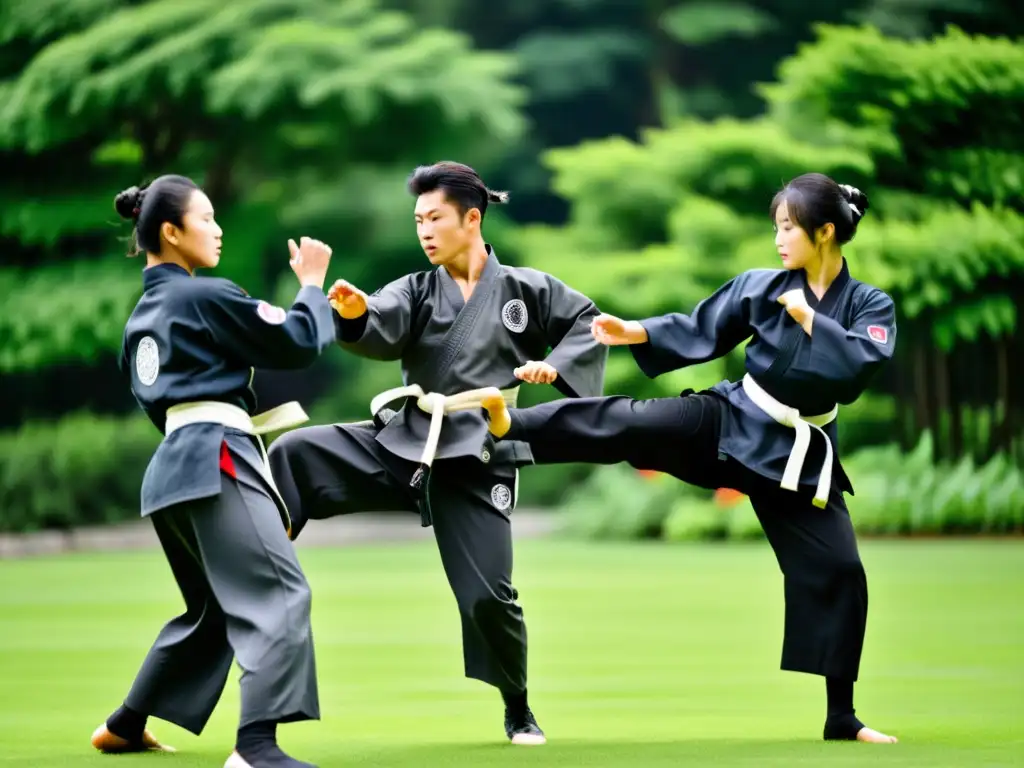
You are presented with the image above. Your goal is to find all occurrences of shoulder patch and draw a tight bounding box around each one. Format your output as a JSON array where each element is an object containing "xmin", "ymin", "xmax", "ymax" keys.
[
  {"xmin": 501, "ymin": 299, "xmax": 528, "ymax": 333},
  {"xmin": 257, "ymin": 301, "xmax": 287, "ymax": 325},
  {"xmin": 866, "ymin": 325, "xmax": 888, "ymax": 344},
  {"xmin": 491, "ymin": 483, "xmax": 512, "ymax": 511},
  {"xmin": 135, "ymin": 336, "xmax": 160, "ymax": 387}
]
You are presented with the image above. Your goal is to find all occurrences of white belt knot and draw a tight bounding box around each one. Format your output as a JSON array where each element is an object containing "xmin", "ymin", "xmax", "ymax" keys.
[
  {"xmin": 163, "ymin": 400, "xmax": 309, "ymax": 535},
  {"xmin": 741, "ymin": 373, "xmax": 838, "ymax": 509},
  {"xmin": 369, "ymin": 384, "xmax": 520, "ymax": 469}
]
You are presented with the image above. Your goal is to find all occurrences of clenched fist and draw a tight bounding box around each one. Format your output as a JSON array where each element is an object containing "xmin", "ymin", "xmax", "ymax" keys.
[
  {"xmin": 591, "ymin": 313, "xmax": 648, "ymax": 346},
  {"xmin": 777, "ymin": 288, "xmax": 815, "ymax": 335},
  {"xmin": 327, "ymin": 279, "xmax": 369, "ymax": 319},
  {"xmin": 514, "ymin": 360, "xmax": 558, "ymax": 384}
]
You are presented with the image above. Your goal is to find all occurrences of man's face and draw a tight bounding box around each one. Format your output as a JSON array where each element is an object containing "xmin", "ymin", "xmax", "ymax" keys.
[{"xmin": 414, "ymin": 190, "xmax": 477, "ymax": 265}]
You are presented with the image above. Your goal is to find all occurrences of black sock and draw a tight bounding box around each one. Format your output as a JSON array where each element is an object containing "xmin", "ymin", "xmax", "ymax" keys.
[
  {"xmin": 826, "ymin": 677, "xmax": 854, "ymax": 717},
  {"xmin": 236, "ymin": 720, "xmax": 277, "ymax": 756},
  {"xmin": 501, "ymin": 688, "xmax": 528, "ymax": 715},
  {"xmin": 823, "ymin": 677, "xmax": 864, "ymax": 740},
  {"xmin": 106, "ymin": 703, "xmax": 146, "ymax": 743}
]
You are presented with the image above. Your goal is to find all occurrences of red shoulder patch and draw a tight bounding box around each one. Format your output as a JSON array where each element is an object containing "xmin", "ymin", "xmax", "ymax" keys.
[
  {"xmin": 867, "ymin": 325, "xmax": 888, "ymax": 344},
  {"xmin": 257, "ymin": 300, "xmax": 287, "ymax": 325}
]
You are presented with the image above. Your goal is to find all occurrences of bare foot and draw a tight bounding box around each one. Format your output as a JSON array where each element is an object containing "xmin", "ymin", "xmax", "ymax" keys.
[
  {"xmin": 91, "ymin": 723, "xmax": 176, "ymax": 753},
  {"xmin": 856, "ymin": 727, "xmax": 898, "ymax": 744},
  {"xmin": 480, "ymin": 389, "xmax": 511, "ymax": 438}
]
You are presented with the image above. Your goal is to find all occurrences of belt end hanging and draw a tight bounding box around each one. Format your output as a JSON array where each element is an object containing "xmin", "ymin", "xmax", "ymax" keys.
[{"xmin": 409, "ymin": 464, "xmax": 433, "ymax": 527}]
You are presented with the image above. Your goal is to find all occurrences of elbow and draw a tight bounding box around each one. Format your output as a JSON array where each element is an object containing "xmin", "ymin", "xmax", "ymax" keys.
[
  {"xmin": 283, "ymin": 342, "xmax": 324, "ymax": 369},
  {"xmin": 282, "ymin": 328, "xmax": 333, "ymax": 368}
]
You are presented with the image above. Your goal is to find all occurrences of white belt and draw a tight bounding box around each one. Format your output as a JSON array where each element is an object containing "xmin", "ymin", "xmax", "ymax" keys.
[
  {"xmin": 164, "ymin": 400, "xmax": 309, "ymax": 533},
  {"xmin": 741, "ymin": 373, "xmax": 837, "ymax": 509},
  {"xmin": 369, "ymin": 384, "xmax": 519, "ymax": 469}
]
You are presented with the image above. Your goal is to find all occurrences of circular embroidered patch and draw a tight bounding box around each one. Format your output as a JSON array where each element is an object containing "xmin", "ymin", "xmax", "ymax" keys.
[
  {"xmin": 501, "ymin": 299, "xmax": 527, "ymax": 333},
  {"xmin": 491, "ymin": 483, "xmax": 512, "ymax": 511},
  {"xmin": 135, "ymin": 336, "xmax": 160, "ymax": 387},
  {"xmin": 257, "ymin": 300, "xmax": 287, "ymax": 325}
]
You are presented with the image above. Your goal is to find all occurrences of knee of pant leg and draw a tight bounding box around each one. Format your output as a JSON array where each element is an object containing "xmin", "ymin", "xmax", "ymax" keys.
[
  {"xmin": 278, "ymin": 578, "xmax": 313, "ymax": 647},
  {"xmin": 467, "ymin": 589, "xmax": 518, "ymax": 628},
  {"xmin": 829, "ymin": 553, "xmax": 866, "ymax": 584},
  {"xmin": 267, "ymin": 428, "xmax": 303, "ymax": 464}
]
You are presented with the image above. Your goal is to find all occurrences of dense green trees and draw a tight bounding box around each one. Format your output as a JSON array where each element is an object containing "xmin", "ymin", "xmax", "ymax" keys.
[{"xmin": 1, "ymin": 1, "xmax": 1020, "ymax": 532}]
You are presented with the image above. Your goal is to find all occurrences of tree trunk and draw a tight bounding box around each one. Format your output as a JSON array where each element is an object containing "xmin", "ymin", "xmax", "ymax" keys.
[
  {"xmin": 913, "ymin": 335, "xmax": 930, "ymax": 442},
  {"xmin": 934, "ymin": 344, "xmax": 951, "ymax": 462}
]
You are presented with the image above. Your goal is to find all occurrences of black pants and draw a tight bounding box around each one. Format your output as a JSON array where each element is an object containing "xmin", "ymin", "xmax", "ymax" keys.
[
  {"xmin": 507, "ymin": 393, "xmax": 868, "ymax": 681},
  {"xmin": 268, "ymin": 424, "xmax": 527, "ymax": 694},
  {"xmin": 126, "ymin": 455, "xmax": 319, "ymax": 734}
]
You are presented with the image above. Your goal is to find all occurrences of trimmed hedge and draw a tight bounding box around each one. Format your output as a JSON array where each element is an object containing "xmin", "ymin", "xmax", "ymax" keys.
[{"xmin": 0, "ymin": 412, "xmax": 158, "ymax": 533}]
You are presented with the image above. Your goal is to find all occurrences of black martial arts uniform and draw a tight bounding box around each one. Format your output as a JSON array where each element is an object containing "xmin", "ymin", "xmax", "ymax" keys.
[
  {"xmin": 105, "ymin": 263, "xmax": 334, "ymax": 763},
  {"xmin": 268, "ymin": 247, "xmax": 606, "ymax": 725},
  {"xmin": 497, "ymin": 260, "xmax": 896, "ymax": 739}
]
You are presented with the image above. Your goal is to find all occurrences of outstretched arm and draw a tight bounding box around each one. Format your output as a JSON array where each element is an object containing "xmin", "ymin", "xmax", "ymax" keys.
[
  {"xmin": 624, "ymin": 274, "xmax": 754, "ymax": 378},
  {"xmin": 330, "ymin": 275, "xmax": 417, "ymax": 361},
  {"xmin": 199, "ymin": 282, "xmax": 336, "ymax": 370}
]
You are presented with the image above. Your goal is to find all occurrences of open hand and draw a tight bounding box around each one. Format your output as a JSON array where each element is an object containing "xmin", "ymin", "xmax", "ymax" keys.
[
  {"xmin": 327, "ymin": 279, "xmax": 369, "ymax": 319},
  {"xmin": 288, "ymin": 237, "xmax": 333, "ymax": 289},
  {"xmin": 514, "ymin": 360, "xmax": 558, "ymax": 384}
]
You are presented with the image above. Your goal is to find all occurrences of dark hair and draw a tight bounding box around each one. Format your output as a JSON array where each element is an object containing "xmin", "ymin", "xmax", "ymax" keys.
[
  {"xmin": 114, "ymin": 174, "xmax": 199, "ymax": 255},
  {"xmin": 406, "ymin": 161, "xmax": 508, "ymax": 219},
  {"xmin": 769, "ymin": 173, "xmax": 870, "ymax": 246}
]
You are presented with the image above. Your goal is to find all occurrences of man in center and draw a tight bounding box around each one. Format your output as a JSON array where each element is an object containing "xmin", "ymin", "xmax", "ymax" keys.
[{"xmin": 268, "ymin": 161, "xmax": 608, "ymax": 745}]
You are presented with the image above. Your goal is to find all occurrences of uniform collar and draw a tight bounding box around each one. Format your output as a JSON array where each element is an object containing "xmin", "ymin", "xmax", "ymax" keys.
[
  {"xmin": 142, "ymin": 262, "xmax": 192, "ymax": 289},
  {"xmin": 438, "ymin": 244, "xmax": 500, "ymax": 311},
  {"xmin": 801, "ymin": 258, "xmax": 851, "ymax": 313}
]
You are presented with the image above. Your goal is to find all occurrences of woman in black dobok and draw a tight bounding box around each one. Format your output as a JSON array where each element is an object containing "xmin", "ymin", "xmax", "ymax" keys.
[
  {"xmin": 482, "ymin": 173, "xmax": 899, "ymax": 744},
  {"xmin": 91, "ymin": 175, "xmax": 336, "ymax": 768}
]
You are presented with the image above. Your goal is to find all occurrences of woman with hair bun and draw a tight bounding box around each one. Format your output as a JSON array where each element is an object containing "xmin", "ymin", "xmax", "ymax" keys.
[
  {"xmin": 481, "ymin": 172, "xmax": 899, "ymax": 744},
  {"xmin": 91, "ymin": 174, "xmax": 336, "ymax": 768}
]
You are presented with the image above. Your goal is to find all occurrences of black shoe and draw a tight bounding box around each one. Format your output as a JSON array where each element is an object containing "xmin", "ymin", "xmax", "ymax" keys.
[{"xmin": 504, "ymin": 706, "xmax": 546, "ymax": 745}]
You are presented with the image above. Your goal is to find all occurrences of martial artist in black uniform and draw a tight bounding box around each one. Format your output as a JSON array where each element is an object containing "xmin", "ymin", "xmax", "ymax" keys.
[
  {"xmin": 482, "ymin": 174, "xmax": 899, "ymax": 744},
  {"xmin": 90, "ymin": 175, "xmax": 337, "ymax": 768},
  {"xmin": 268, "ymin": 162, "xmax": 608, "ymax": 745}
]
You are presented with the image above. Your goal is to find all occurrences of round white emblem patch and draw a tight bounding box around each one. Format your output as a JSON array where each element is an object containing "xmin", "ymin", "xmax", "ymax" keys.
[
  {"xmin": 501, "ymin": 299, "xmax": 528, "ymax": 333},
  {"xmin": 135, "ymin": 336, "xmax": 160, "ymax": 387},
  {"xmin": 491, "ymin": 483, "xmax": 512, "ymax": 511},
  {"xmin": 257, "ymin": 300, "xmax": 287, "ymax": 325}
]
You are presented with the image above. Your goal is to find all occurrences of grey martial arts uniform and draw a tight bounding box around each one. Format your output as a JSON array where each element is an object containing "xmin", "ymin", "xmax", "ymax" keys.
[
  {"xmin": 500, "ymin": 260, "xmax": 895, "ymax": 682},
  {"xmin": 118, "ymin": 263, "xmax": 335, "ymax": 735},
  {"xmin": 269, "ymin": 246, "xmax": 607, "ymax": 694}
]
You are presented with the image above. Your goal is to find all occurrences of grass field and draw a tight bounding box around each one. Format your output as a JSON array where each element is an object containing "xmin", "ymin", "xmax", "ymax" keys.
[{"xmin": 1, "ymin": 537, "xmax": 1022, "ymax": 767}]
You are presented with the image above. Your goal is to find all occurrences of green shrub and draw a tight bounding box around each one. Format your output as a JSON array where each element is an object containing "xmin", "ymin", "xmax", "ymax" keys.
[
  {"xmin": 557, "ymin": 434, "xmax": 1024, "ymax": 543},
  {"xmin": 844, "ymin": 433, "xmax": 1024, "ymax": 535},
  {"xmin": 558, "ymin": 465, "xmax": 690, "ymax": 540},
  {"xmin": 0, "ymin": 412, "xmax": 159, "ymax": 533}
]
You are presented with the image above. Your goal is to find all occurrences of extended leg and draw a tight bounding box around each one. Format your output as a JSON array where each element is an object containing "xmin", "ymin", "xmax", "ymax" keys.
[
  {"xmin": 483, "ymin": 393, "xmax": 723, "ymax": 485},
  {"xmin": 268, "ymin": 423, "xmax": 414, "ymax": 539}
]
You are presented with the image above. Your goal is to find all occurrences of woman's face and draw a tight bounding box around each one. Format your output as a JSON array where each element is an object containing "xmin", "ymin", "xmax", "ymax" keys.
[
  {"xmin": 774, "ymin": 201, "xmax": 816, "ymax": 271},
  {"xmin": 162, "ymin": 190, "xmax": 223, "ymax": 269}
]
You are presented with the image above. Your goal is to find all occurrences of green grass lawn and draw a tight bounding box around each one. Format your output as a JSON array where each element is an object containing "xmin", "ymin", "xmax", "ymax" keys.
[{"xmin": 0, "ymin": 538, "xmax": 1021, "ymax": 767}]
